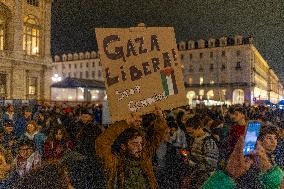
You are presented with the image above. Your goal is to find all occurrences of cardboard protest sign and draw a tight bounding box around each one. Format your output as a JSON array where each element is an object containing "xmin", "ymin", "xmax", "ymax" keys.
[{"xmin": 96, "ymin": 24, "xmax": 187, "ymax": 122}]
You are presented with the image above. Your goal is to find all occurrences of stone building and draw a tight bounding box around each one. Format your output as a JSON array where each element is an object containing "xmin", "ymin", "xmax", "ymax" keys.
[
  {"xmin": 52, "ymin": 51, "xmax": 103, "ymax": 81},
  {"xmin": 178, "ymin": 35, "xmax": 283, "ymax": 105},
  {"xmin": 0, "ymin": 0, "xmax": 52, "ymax": 100}
]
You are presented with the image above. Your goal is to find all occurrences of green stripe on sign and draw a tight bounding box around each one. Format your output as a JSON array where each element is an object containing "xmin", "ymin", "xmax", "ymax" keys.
[{"xmin": 161, "ymin": 72, "xmax": 169, "ymax": 96}]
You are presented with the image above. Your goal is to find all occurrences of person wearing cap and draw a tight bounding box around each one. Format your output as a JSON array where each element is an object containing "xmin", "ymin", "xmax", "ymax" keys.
[
  {"xmin": 76, "ymin": 108, "xmax": 102, "ymax": 159},
  {"xmin": 14, "ymin": 107, "xmax": 33, "ymax": 139}
]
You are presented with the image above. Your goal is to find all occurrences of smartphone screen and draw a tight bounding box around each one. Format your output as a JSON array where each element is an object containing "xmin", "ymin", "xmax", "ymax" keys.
[{"xmin": 243, "ymin": 121, "xmax": 262, "ymax": 156}]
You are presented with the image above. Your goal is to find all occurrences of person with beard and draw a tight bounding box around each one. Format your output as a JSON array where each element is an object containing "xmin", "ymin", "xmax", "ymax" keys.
[
  {"xmin": 76, "ymin": 108, "xmax": 102, "ymax": 159},
  {"xmin": 96, "ymin": 107, "xmax": 167, "ymax": 189}
]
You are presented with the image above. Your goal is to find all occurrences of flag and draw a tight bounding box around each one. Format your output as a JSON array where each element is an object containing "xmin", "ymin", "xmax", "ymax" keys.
[{"xmin": 160, "ymin": 67, "xmax": 178, "ymax": 96}]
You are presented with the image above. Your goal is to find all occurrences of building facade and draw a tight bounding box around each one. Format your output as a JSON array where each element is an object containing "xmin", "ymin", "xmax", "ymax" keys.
[
  {"xmin": 52, "ymin": 51, "xmax": 103, "ymax": 82},
  {"xmin": 178, "ymin": 35, "xmax": 283, "ymax": 106},
  {"xmin": 0, "ymin": 0, "xmax": 52, "ymax": 100}
]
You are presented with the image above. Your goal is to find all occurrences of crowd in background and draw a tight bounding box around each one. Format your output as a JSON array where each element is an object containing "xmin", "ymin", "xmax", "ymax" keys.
[{"xmin": 0, "ymin": 102, "xmax": 284, "ymax": 188}]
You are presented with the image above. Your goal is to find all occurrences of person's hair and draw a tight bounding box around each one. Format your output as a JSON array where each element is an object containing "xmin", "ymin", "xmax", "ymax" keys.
[
  {"xmin": 18, "ymin": 139, "xmax": 35, "ymax": 151},
  {"xmin": 185, "ymin": 115, "xmax": 204, "ymax": 129},
  {"xmin": 112, "ymin": 127, "xmax": 144, "ymax": 154},
  {"xmin": 0, "ymin": 145, "xmax": 13, "ymax": 164},
  {"xmin": 259, "ymin": 125, "xmax": 279, "ymax": 142},
  {"xmin": 13, "ymin": 162, "xmax": 70, "ymax": 189},
  {"xmin": 234, "ymin": 107, "xmax": 247, "ymax": 117},
  {"xmin": 49, "ymin": 125, "xmax": 69, "ymax": 141}
]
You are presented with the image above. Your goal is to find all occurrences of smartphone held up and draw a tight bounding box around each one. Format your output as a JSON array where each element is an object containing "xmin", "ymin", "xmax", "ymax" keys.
[{"xmin": 243, "ymin": 121, "xmax": 262, "ymax": 156}]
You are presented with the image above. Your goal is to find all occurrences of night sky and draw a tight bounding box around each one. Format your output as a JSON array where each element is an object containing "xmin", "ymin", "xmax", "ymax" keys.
[{"xmin": 51, "ymin": 0, "xmax": 284, "ymax": 82}]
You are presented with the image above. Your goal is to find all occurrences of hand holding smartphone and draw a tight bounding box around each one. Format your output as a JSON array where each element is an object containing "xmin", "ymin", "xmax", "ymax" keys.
[{"xmin": 243, "ymin": 121, "xmax": 262, "ymax": 156}]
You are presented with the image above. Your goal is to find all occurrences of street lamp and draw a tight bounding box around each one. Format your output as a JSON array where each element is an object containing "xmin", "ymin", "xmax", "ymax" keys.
[{"xmin": 51, "ymin": 74, "xmax": 62, "ymax": 82}]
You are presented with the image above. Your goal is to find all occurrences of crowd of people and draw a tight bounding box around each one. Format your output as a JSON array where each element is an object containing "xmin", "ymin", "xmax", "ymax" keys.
[{"xmin": 0, "ymin": 102, "xmax": 284, "ymax": 188}]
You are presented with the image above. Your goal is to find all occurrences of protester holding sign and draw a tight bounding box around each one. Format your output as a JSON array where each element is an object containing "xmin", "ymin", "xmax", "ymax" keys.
[{"xmin": 96, "ymin": 107, "xmax": 167, "ymax": 189}]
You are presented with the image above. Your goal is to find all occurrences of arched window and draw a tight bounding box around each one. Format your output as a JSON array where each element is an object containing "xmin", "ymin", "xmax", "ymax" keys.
[
  {"xmin": 186, "ymin": 91, "xmax": 196, "ymax": 105},
  {"xmin": 207, "ymin": 90, "xmax": 214, "ymax": 100},
  {"xmin": 233, "ymin": 89, "xmax": 245, "ymax": 104},
  {"xmin": 23, "ymin": 15, "xmax": 40, "ymax": 56}
]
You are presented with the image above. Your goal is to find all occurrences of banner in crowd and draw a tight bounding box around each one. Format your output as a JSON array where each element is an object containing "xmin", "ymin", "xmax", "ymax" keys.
[{"xmin": 96, "ymin": 24, "xmax": 187, "ymax": 121}]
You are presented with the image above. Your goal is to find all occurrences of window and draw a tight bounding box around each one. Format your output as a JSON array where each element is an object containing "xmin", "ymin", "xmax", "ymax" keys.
[
  {"xmin": 189, "ymin": 54, "xmax": 193, "ymax": 59},
  {"xmin": 98, "ymin": 70, "xmax": 102, "ymax": 78},
  {"xmin": 188, "ymin": 77, "xmax": 193, "ymax": 85},
  {"xmin": 86, "ymin": 63, "xmax": 89, "ymax": 68},
  {"xmin": 74, "ymin": 72, "xmax": 77, "ymax": 78},
  {"xmin": 23, "ymin": 16, "xmax": 40, "ymax": 56},
  {"xmin": 200, "ymin": 77, "xmax": 204, "ymax": 85},
  {"xmin": 0, "ymin": 17, "xmax": 5, "ymax": 51},
  {"xmin": 74, "ymin": 64, "xmax": 77, "ymax": 69},
  {"xmin": 28, "ymin": 77, "xmax": 37, "ymax": 96},
  {"xmin": 210, "ymin": 64, "xmax": 214, "ymax": 70},
  {"xmin": 210, "ymin": 42, "xmax": 214, "ymax": 47},
  {"xmin": 80, "ymin": 63, "xmax": 82, "ymax": 68},
  {"xmin": 62, "ymin": 64, "xmax": 65, "ymax": 69},
  {"xmin": 210, "ymin": 52, "xmax": 213, "ymax": 58},
  {"xmin": 210, "ymin": 80, "xmax": 215, "ymax": 84},
  {"xmin": 27, "ymin": 0, "xmax": 39, "ymax": 6},
  {"xmin": 0, "ymin": 74, "xmax": 6, "ymax": 96},
  {"xmin": 181, "ymin": 54, "xmax": 184, "ymax": 60},
  {"xmin": 68, "ymin": 72, "xmax": 71, "ymax": 77},
  {"xmin": 80, "ymin": 72, "xmax": 82, "ymax": 78},
  {"xmin": 55, "ymin": 65, "xmax": 58, "ymax": 70},
  {"xmin": 200, "ymin": 53, "xmax": 203, "ymax": 59},
  {"xmin": 236, "ymin": 62, "xmax": 241, "ymax": 69},
  {"xmin": 92, "ymin": 62, "xmax": 95, "ymax": 67},
  {"xmin": 92, "ymin": 71, "xmax": 95, "ymax": 78},
  {"xmin": 199, "ymin": 66, "xmax": 204, "ymax": 72},
  {"xmin": 189, "ymin": 65, "xmax": 194, "ymax": 72},
  {"xmin": 199, "ymin": 89, "xmax": 204, "ymax": 96},
  {"xmin": 99, "ymin": 61, "xmax": 102, "ymax": 66},
  {"xmin": 85, "ymin": 71, "xmax": 89, "ymax": 79},
  {"xmin": 222, "ymin": 51, "xmax": 226, "ymax": 57},
  {"xmin": 69, "ymin": 64, "xmax": 71, "ymax": 69},
  {"xmin": 237, "ymin": 39, "xmax": 240, "ymax": 44},
  {"xmin": 237, "ymin": 50, "xmax": 241, "ymax": 56},
  {"xmin": 221, "ymin": 64, "xmax": 226, "ymax": 70}
]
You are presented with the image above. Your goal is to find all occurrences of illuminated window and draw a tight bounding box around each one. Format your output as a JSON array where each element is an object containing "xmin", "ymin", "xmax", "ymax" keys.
[
  {"xmin": 210, "ymin": 80, "xmax": 214, "ymax": 84},
  {"xmin": 23, "ymin": 16, "xmax": 40, "ymax": 56},
  {"xmin": 27, "ymin": 0, "xmax": 39, "ymax": 6},
  {"xmin": 200, "ymin": 77, "xmax": 204, "ymax": 85},
  {"xmin": 28, "ymin": 77, "xmax": 37, "ymax": 97},
  {"xmin": 188, "ymin": 77, "xmax": 193, "ymax": 85},
  {"xmin": 0, "ymin": 74, "xmax": 7, "ymax": 96},
  {"xmin": 199, "ymin": 89, "xmax": 204, "ymax": 96}
]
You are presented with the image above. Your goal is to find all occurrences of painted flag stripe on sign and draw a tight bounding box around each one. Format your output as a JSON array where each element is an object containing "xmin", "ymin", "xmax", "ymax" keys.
[{"xmin": 161, "ymin": 70, "xmax": 178, "ymax": 96}]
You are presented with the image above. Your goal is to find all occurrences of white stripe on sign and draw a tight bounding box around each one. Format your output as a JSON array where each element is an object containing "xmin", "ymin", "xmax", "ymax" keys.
[{"xmin": 166, "ymin": 75, "xmax": 174, "ymax": 95}]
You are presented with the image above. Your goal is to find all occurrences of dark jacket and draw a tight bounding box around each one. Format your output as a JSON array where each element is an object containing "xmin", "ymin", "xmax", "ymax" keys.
[{"xmin": 76, "ymin": 121, "xmax": 102, "ymax": 158}]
